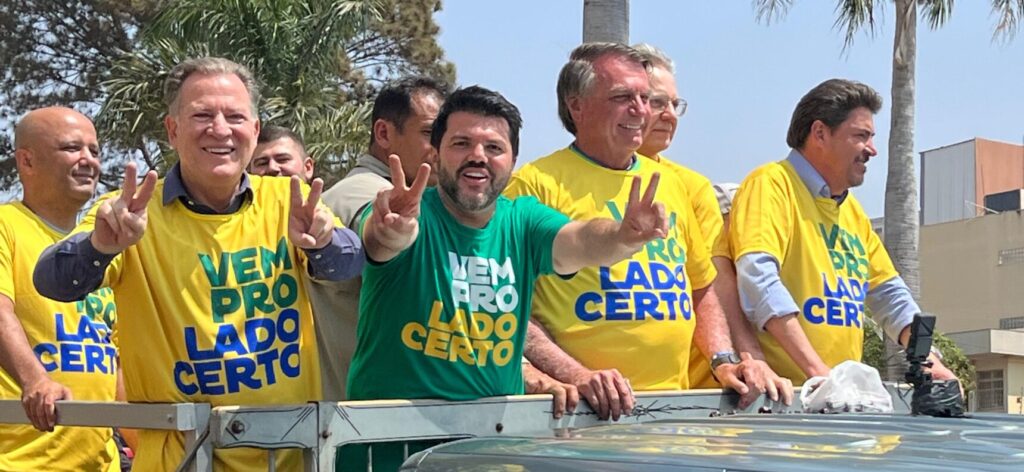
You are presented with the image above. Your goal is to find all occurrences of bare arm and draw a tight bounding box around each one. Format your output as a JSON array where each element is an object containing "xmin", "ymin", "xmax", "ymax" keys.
[
  {"xmin": 524, "ymin": 319, "xmax": 634, "ymax": 421},
  {"xmin": 523, "ymin": 362, "xmax": 579, "ymax": 419},
  {"xmin": 711, "ymin": 256, "xmax": 793, "ymax": 405},
  {"xmin": 0, "ymin": 294, "xmax": 71, "ymax": 431},
  {"xmin": 764, "ymin": 314, "xmax": 831, "ymax": 379},
  {"xmin": 551, "ymin": 174, "xmax": 667, "ymax": 275}
]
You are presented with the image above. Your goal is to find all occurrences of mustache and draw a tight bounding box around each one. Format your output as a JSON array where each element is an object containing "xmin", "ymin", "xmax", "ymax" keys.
[{"xmin": 457, "ymin": 161, "xmax": 494, "ymax": 177}]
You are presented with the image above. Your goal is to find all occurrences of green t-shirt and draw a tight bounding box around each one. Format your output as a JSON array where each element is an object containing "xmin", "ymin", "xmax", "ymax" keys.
[{"xmin": 347, "ymin": 188, "xmax": 569, "ymax": 401}]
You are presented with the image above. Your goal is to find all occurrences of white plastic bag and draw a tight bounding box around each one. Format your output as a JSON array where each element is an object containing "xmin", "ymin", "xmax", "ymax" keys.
[{"xmin": 800, "ymin": 360, "xmax": 893, "ymax": 413}]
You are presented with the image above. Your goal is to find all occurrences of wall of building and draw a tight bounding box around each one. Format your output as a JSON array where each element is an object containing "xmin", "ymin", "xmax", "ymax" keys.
[
  {"xmin": 920, "ymin": 211, "xmax": 1024, "ymax": 333},
  {"xmin": 975, "ymin": 138, "xmax": 1024, "ymax": 211},
  {"xmin": 921, "ymin": 140, "xmax": 976, "ymax": 225}
]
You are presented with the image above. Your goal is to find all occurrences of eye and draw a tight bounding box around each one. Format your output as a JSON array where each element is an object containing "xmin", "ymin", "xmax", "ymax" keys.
[
  {"xmin": 486, "ymin": 143, "xmax": 504, "ymax": 153},
  {"xmin": 226, "ymin": 114, "xmax": 247, "ymax": 124},
  {"xmin": 611, "ymin": 94, "xmax": 632, "ymax": 103}
]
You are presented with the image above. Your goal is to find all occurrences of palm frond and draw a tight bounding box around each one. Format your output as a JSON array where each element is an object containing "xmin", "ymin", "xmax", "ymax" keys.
[
  {"xmin": 990, "ymin": 0, "xmax": 1024, "ymax": 43},
  {"xmin": 919, "ymin": 0, "xmax": 954, "ymax": 30},
  {"xmin": 833, "ymin": 0, "xmax": 881, "ymax": 51},
  {"xmin": 752, "ymin": 0, "xmax": 794, "ymax": 25}
]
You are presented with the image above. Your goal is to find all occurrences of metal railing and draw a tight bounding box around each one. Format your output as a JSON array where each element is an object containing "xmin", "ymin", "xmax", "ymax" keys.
[{"xmin": 0, "ymin": 385, "xmax": 911, "ymax": 471}]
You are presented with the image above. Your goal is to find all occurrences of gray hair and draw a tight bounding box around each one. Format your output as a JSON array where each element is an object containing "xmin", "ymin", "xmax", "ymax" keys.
[
  {"xmin": 787, "ymin": 78, "xmax": 882, "ymax": 149},
  {"xmin": 632, "ymin": 43, "xmax": 674, "ymax": 74},
  {"xmin": 163, "ymin": 57, "xmax": 260, "ymax": 114},
  {"xmin": 556, "ymin": 42, "xmax": 651, "ymax": 135}
]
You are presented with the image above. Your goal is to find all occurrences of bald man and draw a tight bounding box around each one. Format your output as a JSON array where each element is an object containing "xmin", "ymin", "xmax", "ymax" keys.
[{"xmin": 0, "ymin": 108, "xmax": 121, "ymax": 470}]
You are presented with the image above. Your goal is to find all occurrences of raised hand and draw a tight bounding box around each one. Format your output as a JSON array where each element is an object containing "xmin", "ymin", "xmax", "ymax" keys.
[
  {"xmin": 617, "ymin": 172, "xmax": 668, "ymax": 249},
  {"xmin": 92, "ymin": 162, "xmax": 157, "ymax": 255},
  {"xmin": 288, "ymin": 177, "xmax": 335, "ymax": 250},
  {"xmin": 367, "ymin": 155, "xmax": 431, "ymax": 256}
]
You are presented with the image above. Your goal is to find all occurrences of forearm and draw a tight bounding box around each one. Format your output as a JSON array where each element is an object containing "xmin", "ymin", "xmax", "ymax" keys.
[
  {"xmin": 552, "ymin": 219, "xmax": 637, "ymax": 275},
  {"xmin": 303, "ymin": 228, "xmax": 365, "ymax": 281},
  {"xmin": 0, "ymin": 301, "xmax": 50, "ymax": 388},
  {"xmin": 524, "ymin": 319, "xmax": 589, "ymax": 383},
  {"xmin": 712, "ymin": 256, "xmax": 765, "ymax": 360},
  {"xmin": 33, "ymin": 232, "xmax": 113, "ymax": 302},
  {"xmin": 764, "ymin": 314, "xmax": 830, "ymax": 377},
  {"xmin": 692, "ymin": 284, "xmax": 733, "ymax": 359}
]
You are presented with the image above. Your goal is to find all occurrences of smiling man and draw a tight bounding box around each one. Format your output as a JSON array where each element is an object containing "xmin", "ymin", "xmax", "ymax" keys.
[
  {"xmin": 729, "ymin": 78, "xmax": 958, "ymax": 385},
  {"xmin": 249, "ymin": 125, "xmax": 314, "ymax": 182},
  {"xmin": 0, "ymin": 107, "xmax": 121, "ymax": 471},
  {"xmin": 505, "ymin": 43, "xmax": 766, "ymax": 421},
  {"xmin": 34, "ymin": 57, "xmax": 363, "ymax": 471}
]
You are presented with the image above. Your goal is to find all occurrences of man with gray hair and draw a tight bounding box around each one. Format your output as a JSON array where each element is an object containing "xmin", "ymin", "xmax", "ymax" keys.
[
  {"xmin": 632, "ymin": 43, "xmax": 792, "ymax": 405},
  {"xmin": 35, "ymin": 56, "xmax": 364, "ymax": 471},
  {"xmin": 505, "ymin": 43, "xmax": 767, "ymax": 421},
  {"xmin": 729, "ymin": 78, "xmax": 958, "ymax": 385}
]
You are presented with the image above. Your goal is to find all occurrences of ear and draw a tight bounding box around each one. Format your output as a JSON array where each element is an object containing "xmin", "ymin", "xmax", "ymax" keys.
[
  {"xmin": 566, "ymin": 96, "xmax": 584, "ymax": 123},
  {"xmin": 303, "ymin": 156, "xmax": 315, "ymax": 181},
  {"xmin": 14, "ymin": 148, "xmax": 34, "ymax": 176},
  {"xmin": 164, "ymin": 115, "xmax": 179, "ymax": 148},
  {"xmin": 810, "ymin": 120, "xmax": 829, "ymax": 146},
  {"xmin": 373, "ymin": 119, "xmax": 393, "ymax": 150}
]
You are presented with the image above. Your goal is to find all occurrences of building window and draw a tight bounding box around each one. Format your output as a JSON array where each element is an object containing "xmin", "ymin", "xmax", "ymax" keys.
[
  {"xmin": 1000, "ymin": 316, "xmax": 1024, "ymax": 329},
  {"xmin": 977, "ymin": 370, "xmax": 1006, "ymax": 411},
  {"xmin": 998, "ymin": 247, "xmax": 1024, "ymax": 266}
]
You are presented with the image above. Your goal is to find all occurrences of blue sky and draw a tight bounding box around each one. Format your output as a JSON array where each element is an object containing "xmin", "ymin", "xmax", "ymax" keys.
[{"xmin": 435, "ymin": 1, "xmax": 1024, "ymax": 218}]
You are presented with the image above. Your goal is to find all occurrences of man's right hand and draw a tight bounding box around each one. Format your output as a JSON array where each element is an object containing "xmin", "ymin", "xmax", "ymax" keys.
[
  {"xmin": 367, "ymin": 155, "xmax": 430, "ymax": 256},
  {"xmin": 570, "ymin": 368, "xmax": 634, "ymax": 421},
  {"xmin": 21, "ymin": 376, "xmax": 71, "ymax": 432},
  {"xmin": 91, "ymin": 162, "xmax": 158, "ymax": 255}
]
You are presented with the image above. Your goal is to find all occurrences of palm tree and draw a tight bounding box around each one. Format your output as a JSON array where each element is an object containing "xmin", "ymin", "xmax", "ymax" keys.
[
  {"xmin": 754, "ymin": 0, "xmax": 1023, "ymax": 380},
  {"xmin": 583, "ymin": 0, "xmax": 629, "ymax": 43}
]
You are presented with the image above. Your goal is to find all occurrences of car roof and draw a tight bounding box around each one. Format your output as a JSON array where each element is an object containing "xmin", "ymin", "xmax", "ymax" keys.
[{"xmin": 403, "ymin": 413, "xmax": 1024, "ymax": 471}]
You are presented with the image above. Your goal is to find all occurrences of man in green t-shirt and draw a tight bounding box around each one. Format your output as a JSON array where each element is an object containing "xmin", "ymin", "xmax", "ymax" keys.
[{"xmin": 343, "ymin": 85, "xmax": 669, "ymax": 469}]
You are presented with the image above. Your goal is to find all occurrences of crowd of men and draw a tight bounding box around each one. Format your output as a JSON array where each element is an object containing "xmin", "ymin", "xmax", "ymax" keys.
[{"xmin": 0, "ymin": 42, "xmax": 958, "ymax": 471}]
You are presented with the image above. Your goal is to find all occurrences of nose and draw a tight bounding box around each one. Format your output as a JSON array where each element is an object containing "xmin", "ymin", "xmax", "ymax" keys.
[
  {"xmin": 467, "ymin": 143, "xmax": 487, "ymax": 163},
  {"xmin": 207, "ymin": 113, "xmax": 232, "ymax": 137},
  {"xmin": 866, "ymin": 139, "xmax": 878, "ymax": 157},
  {"xmin": 630, "ymin": 95, "xmax": 650, "ymax": 117},
  {"xmin": 81, "ymin": 146, "xmax": 100, "ymax": 168}
]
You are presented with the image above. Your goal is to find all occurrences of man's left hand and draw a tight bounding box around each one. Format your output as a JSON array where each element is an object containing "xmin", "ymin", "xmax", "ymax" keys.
[{"xmin": 288, "ymin": 176, "xmax": 335, "ymax": 250}]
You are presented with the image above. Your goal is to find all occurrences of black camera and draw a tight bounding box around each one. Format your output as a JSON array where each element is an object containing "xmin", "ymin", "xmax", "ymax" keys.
[{"xmin": 904, "ymin": 315, "xmax": 965, "ymax": 417}]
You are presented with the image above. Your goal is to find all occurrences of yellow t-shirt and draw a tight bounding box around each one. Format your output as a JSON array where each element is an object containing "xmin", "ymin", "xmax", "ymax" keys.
[
  {"xmin": 729, "ymin": 160, "xmax": 898, "ymax": 383},
  {"xmin": 0, "ymin": 202, "xmax": 120, "ymax": 472},
  {"xmin": 73, "ymin": 175, "xmax": 324, "ymax": 471},
  {"xmin": 505, "ymin": 147, "xmax": 716, "ymax": 390},
  {"xmin": 653, "ymin": 155, "xmax": 727, "ymax": 390}
]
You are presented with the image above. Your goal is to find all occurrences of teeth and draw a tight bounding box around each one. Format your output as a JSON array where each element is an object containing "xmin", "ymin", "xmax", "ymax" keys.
[
  {"xmin": 207, "ymin": 147, "xmax": 232, "ymax": 154},
  {"xmin": 621, "ymin": 124, "xmax": 642, "ymax": 130},
  {"xmin": 464, "ymin": 172, "xmax": 487, "ymax": 179}
]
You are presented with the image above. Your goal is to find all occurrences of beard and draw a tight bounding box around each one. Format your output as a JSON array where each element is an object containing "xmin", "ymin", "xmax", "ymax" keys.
[{"xmin": 437, "ymin": 161, "xmax": 509, "ymax": 212}]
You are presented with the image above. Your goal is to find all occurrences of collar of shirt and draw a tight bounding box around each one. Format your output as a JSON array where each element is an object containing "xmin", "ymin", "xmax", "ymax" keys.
[
  {"xmin": 161, "ymin": 162, "xmax": 253, "ymax": 214},
  {"xmin": 786, "ymin": 149, "xmax": 848, "ymax": 205},
  {"xmin": 569, "ymin": 143, "xmax": 638, "ymax": 171},
  {"xmin": 354, "ymin": 153, "xmax": 392, "ymax": 180}
]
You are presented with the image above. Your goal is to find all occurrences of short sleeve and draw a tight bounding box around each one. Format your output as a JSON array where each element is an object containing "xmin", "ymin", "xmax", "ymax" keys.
[
  {"xmin": 679, "ymin": 198, "xmax": 717, "ymax": 291},
  {"xmin": 517, "ymin": 197, "xmax": 570, "ymax": 276},
  {"xmin": 730, "ymin": 169, "xmax": 792, "ymax": 263},
  {"xmin": 864, "ymin": 219, "xmax": 899, "ymax": 288},
  {"xmin": 689, "ymin": 177, "xmax": 725, "ymax": 255},
  {"xmin": 0, "ymin": 221, "xmax": 15, "ymax": 302}
]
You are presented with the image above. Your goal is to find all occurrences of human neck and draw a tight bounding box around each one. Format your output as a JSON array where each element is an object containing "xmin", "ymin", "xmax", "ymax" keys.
[
  {"xmin": 636, "ymin": 144, "xmax": 663, "ymax": 160},
  {"xmin": 574, "ymin": 140, "xmax": 634, "ymax": 170},
  {"xmin": 21, "ymin": 193, "xmax": 80, "ymax": 232},
  {"xmin": 801, "ymin": 148, "xmax": 848, "ymax": 197},
  {"xmin": 180, "ymin": 169, "xmax": 241, "ymax": 213}
]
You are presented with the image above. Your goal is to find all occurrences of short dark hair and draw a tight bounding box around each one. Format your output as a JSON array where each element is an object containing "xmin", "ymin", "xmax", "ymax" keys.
[
  {"xmin": 258, "ymin": 125, "xmax": 306, "ymax": 154},
  {"xmin": 787, "ymin": 79, "xmax": 883, "ymax": 149},
  {"xmin": 370, "ymin": 76, "xmax": 449, "ymax": 145},
  {"xmin": 431, "ymin": 86, "xmax": 523, "ymax": 157}
]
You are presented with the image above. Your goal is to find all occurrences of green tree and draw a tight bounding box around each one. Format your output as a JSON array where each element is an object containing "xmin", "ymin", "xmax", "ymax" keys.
[
  {"xmin": 754, "ymin": 0, "xmax": 1023, "ymax": 381},
  {"xmin": 0, "ymin": 0, "xmax": 454, "ymax": 193},
  {"xmin": 862, "ymin": 317, "xmax": 976, "ymax": 393}
]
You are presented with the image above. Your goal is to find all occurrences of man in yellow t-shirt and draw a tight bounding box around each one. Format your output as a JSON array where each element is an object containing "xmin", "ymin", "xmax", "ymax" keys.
[
  {"xmin": 34, "ymin": 58, "xmax": 364, "ymax": 471},
  {"xmin": 505, "ymin": 43, "xmax": 766, "ymax": 421},
  {"xmin": 0, "ymin": 107, "xmax": 120, "ymax": 471},
  {"xmin": 632, "ymin": 44, "xmax": 792, "ymax": 406},
  {"xmin": 730, "ymin": 78, "xmax": 958, "ymax": 384}
]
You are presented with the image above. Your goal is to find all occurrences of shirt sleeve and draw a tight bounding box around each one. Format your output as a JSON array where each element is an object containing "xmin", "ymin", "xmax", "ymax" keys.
[
  {"xmin": 520, "ymin": 197, "xmax": 571, "ymax": 276},
  {"xmin": 0, "ymin": 222, "xmax": 14, "ymax": 302},
  {"xmin": 34, "ymin": 232, "xmax": 116, "ymax": 302},
  {"xmin": 729, "ymin": 168, "xmax": 792, "ymax": 263},
  {"xmin": 302, "ymin": 227, "xmax": 365, "ymax": 281},
  {"xmin": 866, "ymin": 275, "xmax": 917, "ymax": 341},
  {"xmin": 679, "ymin": 191, "xmax": 717, "ymax": 291},
  {"xmin": 736, "ymin": 251, "xmax": 801, "ymax": 330},
  {"xmin": 690, "ymin": 177, "xmax": 725, "ymax": 255}
]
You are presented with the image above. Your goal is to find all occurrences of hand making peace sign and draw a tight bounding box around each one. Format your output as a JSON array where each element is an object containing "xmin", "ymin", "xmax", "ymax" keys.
[
  {"xmin": 92, "ymin": 162, "xmax": 158, "ymax": 255},
  {"xmin": 367, "ymin": 155, "xmax": 431, "ymax": 257},
  {"xmin": 616, "ymin": 172, "xmax": 668, "ymax": 249},
  {"xmin": 288, "ymin": 176, "xmax": 335, "ymax": 250}
]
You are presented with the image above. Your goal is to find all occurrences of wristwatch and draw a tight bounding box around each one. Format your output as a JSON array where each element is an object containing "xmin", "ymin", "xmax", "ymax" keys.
[{"xmin": 710, "ymin": 351, "xmax": 741, "ymax": 372}]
